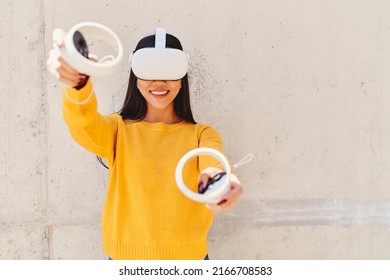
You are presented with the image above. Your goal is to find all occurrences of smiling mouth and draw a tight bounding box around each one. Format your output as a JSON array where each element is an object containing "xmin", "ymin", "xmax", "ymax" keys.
[{"xmin": 150, "ymin": 90, "xmax": 169, "ymax": 96}]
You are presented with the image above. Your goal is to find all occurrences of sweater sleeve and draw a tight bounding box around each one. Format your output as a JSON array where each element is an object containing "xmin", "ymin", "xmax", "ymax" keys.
[
  {"xmin": 62, "ymin": 79, "xmax": 118, "ymax": 165},
  {"xmin": 198, "ymin": 125, "xmax": 225, "ymax": 171}
]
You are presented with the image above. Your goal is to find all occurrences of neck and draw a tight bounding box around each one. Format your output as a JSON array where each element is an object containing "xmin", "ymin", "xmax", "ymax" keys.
[{"xmin": 143, "ymin": 108, "xmax": 181, "ymax": 124}]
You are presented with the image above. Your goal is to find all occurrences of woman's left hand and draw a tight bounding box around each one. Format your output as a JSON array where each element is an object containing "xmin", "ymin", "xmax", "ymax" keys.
[
  {"xmin": 207, "ymin": 179, "xmax": 243, "ymax": 212},
  {"xmin": 198, "ymin": 167, "xmax": 243, "ymax": 212}
]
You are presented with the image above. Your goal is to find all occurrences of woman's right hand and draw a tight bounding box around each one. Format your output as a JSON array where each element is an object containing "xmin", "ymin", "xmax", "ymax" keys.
[{"xmin": 46, "ymin": 28, "xmax": 87, "ymax": 88}]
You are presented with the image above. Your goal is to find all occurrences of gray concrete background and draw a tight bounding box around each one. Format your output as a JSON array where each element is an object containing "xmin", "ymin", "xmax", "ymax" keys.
[{"xmin": 1, "ymin": 0, "xmax": 390, "ymax": 259}]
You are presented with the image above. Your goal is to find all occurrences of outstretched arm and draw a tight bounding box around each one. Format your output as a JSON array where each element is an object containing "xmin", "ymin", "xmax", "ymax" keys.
[
  {"xmin": 47, "ymin": 29, "xmax": 118, "ymax": 166},
  {"xmin": 197, "ymin": 126, "xmax": 244, "ymax": 212}
]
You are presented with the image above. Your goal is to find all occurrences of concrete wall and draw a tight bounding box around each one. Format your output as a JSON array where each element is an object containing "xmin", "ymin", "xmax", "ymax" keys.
[{"xmin": 1, "ymin": 0, "xmax": 390, "ymax": 259}]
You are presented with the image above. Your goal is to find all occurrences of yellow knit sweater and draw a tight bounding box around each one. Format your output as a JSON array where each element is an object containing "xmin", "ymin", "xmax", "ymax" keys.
[{"xmin": 62, "ymin": 79, "xmax": 223, "ymax": 259}]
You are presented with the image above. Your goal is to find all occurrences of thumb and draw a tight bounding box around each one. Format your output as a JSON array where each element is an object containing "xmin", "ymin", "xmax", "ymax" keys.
[{"xmin": 198, "ymin": 173, "xmax": 211, "ymax": 194}]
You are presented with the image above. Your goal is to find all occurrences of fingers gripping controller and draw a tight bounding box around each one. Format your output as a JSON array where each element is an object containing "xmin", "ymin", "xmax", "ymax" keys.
[
  {"xmin": 175, "ymin": 148, "xmax": 231, "ymax": 204},
  {"xmin": 198, "ymin": 172, "xmax": 227, "ymax": 194}
]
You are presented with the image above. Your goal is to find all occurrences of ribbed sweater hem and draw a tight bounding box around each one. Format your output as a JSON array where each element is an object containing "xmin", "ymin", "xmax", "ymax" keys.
[{"xmin": 103, "ymin": 235, "xmax": 208, "ymax": 260}]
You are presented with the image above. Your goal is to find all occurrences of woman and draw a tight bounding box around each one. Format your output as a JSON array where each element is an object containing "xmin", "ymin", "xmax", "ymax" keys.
[{"xmin": 47, "ymin": 27, "xmax": 243, "ymax": 260}]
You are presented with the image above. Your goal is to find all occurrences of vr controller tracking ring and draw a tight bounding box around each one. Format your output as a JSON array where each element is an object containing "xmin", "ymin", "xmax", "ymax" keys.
[
  {"xmin": 175, "ymin": 148, "xmax": 231, "ymax": 204},
  {"xmin": 58, "ymin": 22, "xmax": 124, "ymax": 77}
]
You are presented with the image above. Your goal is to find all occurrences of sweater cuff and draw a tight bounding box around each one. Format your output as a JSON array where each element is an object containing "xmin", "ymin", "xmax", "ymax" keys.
[{"xmin": 62, "ymin": 78, "xmax": 94, "ymax": 105}]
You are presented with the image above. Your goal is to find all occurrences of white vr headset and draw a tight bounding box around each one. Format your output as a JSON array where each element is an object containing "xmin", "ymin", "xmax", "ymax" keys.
[
  {"xmin": 129, "ymin": 27, "xmax": 190, "ymax": 80},
  {"xmin": 58, "ymin": 23, "xmax": 188, "ymax": 80}
]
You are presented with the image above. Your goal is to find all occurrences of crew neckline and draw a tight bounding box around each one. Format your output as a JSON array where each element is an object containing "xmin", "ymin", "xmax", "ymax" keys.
[{"xmin": 137, "ymin": 120, "xmax": 189, "ymax": 131}]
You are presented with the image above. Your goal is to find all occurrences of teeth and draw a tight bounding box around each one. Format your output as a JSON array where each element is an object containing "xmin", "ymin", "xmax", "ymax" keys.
[{"xmin": 151, "ymin": 91, "xmax": 168, "ymax": 95}]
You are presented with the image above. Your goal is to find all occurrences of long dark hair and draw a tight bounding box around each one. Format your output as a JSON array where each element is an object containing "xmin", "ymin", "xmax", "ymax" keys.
[{"xmin": 118, "ymin": 33, "xmax": 196, "ymax": 124}]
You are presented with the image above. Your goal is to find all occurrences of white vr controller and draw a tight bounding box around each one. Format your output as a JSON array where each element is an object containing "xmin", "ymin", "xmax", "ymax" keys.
[
  {"xmin": 175, "ymin": 148, "xmax": 231, "ymax": 204},
  {"xmin": 58, "ymin": 22, "xmax": 124, "ymax": 77}
]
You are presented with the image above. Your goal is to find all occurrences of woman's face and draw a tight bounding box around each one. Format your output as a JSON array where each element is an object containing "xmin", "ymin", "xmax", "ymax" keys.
[{"xmin": 137, "ymin": 79, "xmax": 181, "ymax": 112}]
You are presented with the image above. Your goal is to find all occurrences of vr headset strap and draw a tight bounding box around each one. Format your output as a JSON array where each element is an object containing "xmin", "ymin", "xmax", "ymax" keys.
[{"xmin": 155, "ymin": 27, "xmax": 166, "ymax": 49}]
